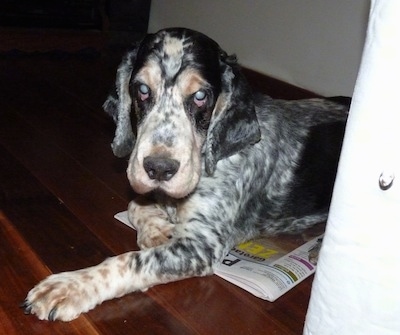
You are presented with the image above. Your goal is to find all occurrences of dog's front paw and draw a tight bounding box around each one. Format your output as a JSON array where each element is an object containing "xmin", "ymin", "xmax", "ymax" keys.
[
  {"xmin": 137, "ymin": 219, "xmax": 175, "ymax": 249},
  {"xmin": 22, "ymin": 271, "xmax": 100, "ymax": 321},
  {"xmin": 128, "ymin": 200, "xmax": 175, "ymax": 249}
]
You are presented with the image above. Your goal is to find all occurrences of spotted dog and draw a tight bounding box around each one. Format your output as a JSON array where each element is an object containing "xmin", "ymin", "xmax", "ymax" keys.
[{"xmin": 23, "ymin": 28, "xmax": 349, "ymax": 321}]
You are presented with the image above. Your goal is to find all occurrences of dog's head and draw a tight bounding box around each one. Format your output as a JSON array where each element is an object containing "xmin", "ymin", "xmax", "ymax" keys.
[{"xmin": 104, "ymin": 28, "xmax": 260, "ymax": 198}]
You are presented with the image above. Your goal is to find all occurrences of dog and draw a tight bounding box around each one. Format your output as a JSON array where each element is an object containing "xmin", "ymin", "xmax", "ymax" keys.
[{"xmin": 22, "ymin": 28, "xmax": 349, "ymax": 321}]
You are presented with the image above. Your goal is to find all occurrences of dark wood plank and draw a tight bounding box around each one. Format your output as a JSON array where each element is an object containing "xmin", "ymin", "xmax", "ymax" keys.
[
  {"xmin": 0, "ymin": 210, "xmax": 102, "ymax": 335},
  {"xmin": 0, "ymin": 145, "xmax": 115, "ymax": 270},
  {"xmin": 0, "ymin": 110, "xmax": 135, "ymax": 253},
  {"xmin": 0, "ymin": 56, "xmax": 130, "ymax": 200}
]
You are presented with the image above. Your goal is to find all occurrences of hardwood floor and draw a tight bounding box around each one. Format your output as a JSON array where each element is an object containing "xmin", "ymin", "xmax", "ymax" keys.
[{"xmin": 0, "ymin": 38, "xmax": 318, "ymax": 334}]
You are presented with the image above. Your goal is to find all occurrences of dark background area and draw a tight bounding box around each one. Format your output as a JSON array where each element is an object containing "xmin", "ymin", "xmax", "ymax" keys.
[{"xmin": 0, "ymin": 0, "xmax": 151, "ymax": 33}]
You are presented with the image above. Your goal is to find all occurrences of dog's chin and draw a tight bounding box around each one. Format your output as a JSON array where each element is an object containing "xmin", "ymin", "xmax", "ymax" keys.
[
  {"xmin": 171, "ymin": 189, "xmax": 196, "ymax": 199},
  {"xmin": 130, "ymin": 179, "xmax": 198, "ymax": 200},
  {"xmin": 149, "ymin": 187, "xmax": 193, "ymax": 200},
  {"xmin": 153, "ymin": 186, "xmax": 193, "ymax": 199}
]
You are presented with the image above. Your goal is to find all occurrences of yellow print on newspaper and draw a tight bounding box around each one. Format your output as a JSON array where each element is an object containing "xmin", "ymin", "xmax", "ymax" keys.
[{"xmin": 236, "ymin": 240, "xmax": 279, "ymax": 260}]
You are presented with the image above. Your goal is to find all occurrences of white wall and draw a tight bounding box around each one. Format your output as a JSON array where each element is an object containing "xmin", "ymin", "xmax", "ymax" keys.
[{"xmin": 148, "ymin": 0, "xmax": 370, "ymax": 97}]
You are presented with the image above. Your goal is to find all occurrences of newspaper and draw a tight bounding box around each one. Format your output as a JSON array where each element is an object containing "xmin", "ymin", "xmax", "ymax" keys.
[
  {"xmin": 214, "ymin": 234, "xmax": 323, "ymax": 301},
  {"xmin": 114, "ymin": 210, "xmax": 323, "ymax": 302}
]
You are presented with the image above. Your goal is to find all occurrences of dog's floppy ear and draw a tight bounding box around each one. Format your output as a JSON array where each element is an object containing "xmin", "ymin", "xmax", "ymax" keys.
[
  {"xmin": 103, "ymin": 48, "xmax": 137, "ymax": 158},
  {"xmin": 204, "ymin": 52, "xmax": 261, "ymax": 175}
]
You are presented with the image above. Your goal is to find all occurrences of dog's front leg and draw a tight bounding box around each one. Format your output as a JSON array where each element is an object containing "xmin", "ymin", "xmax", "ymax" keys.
[
  {"xmin": 23, "ymin": 225, "xmax": 224, "ymax": 322},
  {"xmin": 24, "ymin": 182, "xmax": 244, "ymax": 322}
]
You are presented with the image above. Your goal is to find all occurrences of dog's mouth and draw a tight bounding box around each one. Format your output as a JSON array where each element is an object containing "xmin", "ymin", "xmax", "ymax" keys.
[
  {"xmin": 129, "ymin": 176, "xmax": 198, "ymax": 199},
  {"xmin": 128, "ymin": 156, "xmax": 201, "ymax": 199}
]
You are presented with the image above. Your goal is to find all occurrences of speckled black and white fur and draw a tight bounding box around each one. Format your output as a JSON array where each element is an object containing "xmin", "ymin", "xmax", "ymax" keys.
[{"xmin": 23, "ymin": 28, "xmax": 349, "ymax": 321}]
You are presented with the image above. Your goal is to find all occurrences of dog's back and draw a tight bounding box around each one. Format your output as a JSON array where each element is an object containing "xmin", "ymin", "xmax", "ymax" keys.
[{"xmin": 225, "ymin": 94, "xmax": 349, "ymax": 236}]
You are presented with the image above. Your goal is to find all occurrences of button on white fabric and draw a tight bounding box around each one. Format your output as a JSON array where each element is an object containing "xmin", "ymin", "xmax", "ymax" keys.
[{"xmin": 379, "ymin": 171, "xmax": 394, "ymax": 190}]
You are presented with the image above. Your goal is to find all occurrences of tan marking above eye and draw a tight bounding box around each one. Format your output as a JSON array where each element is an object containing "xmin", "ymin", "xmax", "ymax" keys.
[
  {"xmin": 136, "ymin": 61, "xmax": 162, "ymax": 94},
  {"xmin": 177, "ymin": 69, "xmax": 208, "ymax": 97}
]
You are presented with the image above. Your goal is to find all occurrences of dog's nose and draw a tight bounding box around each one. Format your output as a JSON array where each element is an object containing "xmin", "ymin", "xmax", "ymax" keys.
[{"xmin": 143, "ymin": 156, "xmax": 180, "ymax": 181}]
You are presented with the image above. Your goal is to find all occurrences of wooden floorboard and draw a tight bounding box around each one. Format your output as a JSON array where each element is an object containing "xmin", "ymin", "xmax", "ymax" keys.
[
  {"xmin": 0, "ymin": 42, "xmax": 316, "ymax": 334},
  {"xmin": 0, "ymin": 210, "xmax": 102, "ymax": 335}
]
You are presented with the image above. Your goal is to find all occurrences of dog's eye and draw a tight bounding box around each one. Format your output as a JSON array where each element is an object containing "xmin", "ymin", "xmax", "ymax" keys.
[
  {"xmin": 138, "ymin": 84, "xmax": 150, "ymax": 101},
  {"xmin": 193, "ymin": 90, "xmax": 207, "ymax": 107}
]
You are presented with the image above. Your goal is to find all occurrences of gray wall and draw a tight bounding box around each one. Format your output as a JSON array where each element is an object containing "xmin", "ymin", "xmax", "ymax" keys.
[{"xmin": 148, "ymin": 0, "xmax": 370, "ymax": 96}]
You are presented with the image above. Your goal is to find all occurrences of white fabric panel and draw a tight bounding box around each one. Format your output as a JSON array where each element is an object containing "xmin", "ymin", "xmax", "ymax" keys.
[{"xmin": 304, "ymin": 0, "xmax": 400, "ymax": 334}]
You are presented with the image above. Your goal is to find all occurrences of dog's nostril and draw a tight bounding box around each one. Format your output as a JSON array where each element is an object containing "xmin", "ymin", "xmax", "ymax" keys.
[{"xmin": 143, "ymin": 156, "xmax": 180, "ymax": 181}]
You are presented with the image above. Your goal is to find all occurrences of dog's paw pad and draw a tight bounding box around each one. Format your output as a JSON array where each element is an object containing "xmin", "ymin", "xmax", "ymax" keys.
[{"xmin": 23, "ymin": 272, "xmax": 98, "ymax": 321}]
